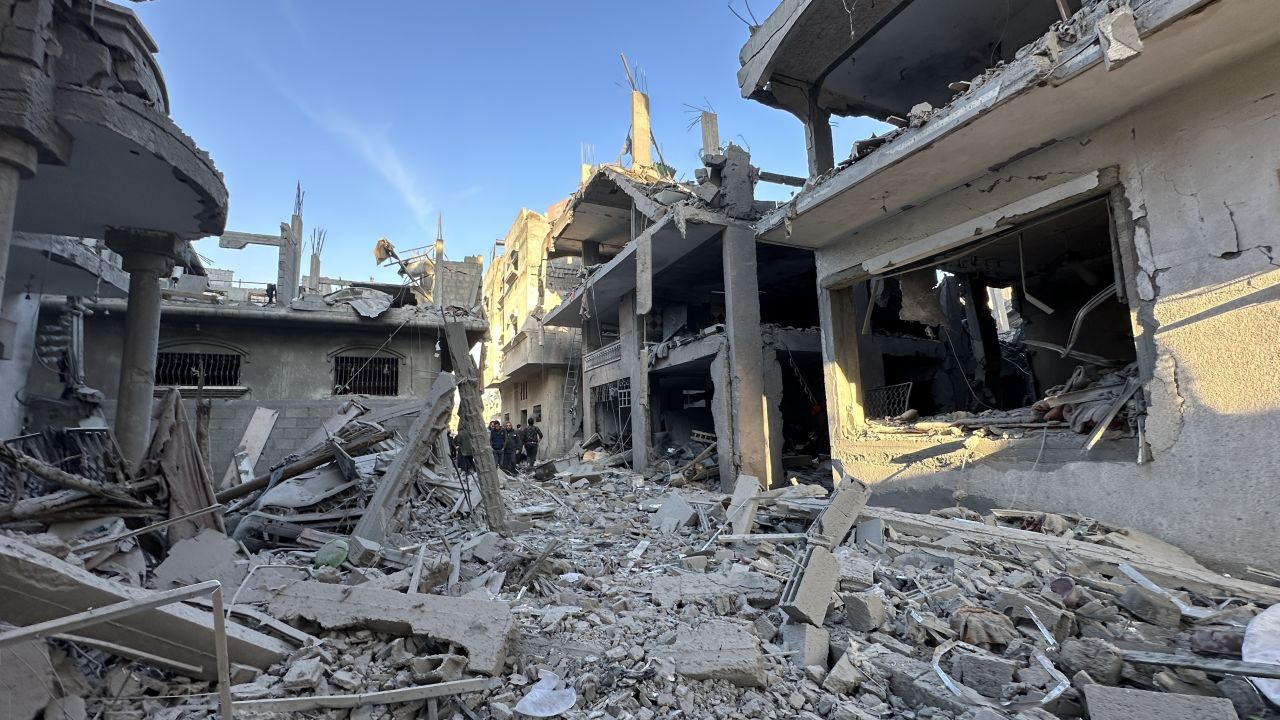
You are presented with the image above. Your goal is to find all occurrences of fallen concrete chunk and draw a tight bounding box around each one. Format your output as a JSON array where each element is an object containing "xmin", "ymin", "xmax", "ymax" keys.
[
  {"xmin": 268, "ymin": 581, "xmax": 515, "ymax": 675},
  {"xmin": 647, "ymin": 571, "xmax": 782, "ymax": 608},
  {"xmin": 955, "ymin": 652, "xmax": 1016, "ymax": 697},
  {"xmin": 283, "ymin": 657, "xmax": 325, "ymax": 691},
  {"xmin": 1117, "ymin": 585, "xmax": 1182, "ymax": 627},
  {"xmin": 1056, "ymin": 637, "xmax": 1123, "ymax": 686},
  {"xmin": 809, "ymin": 475, "xmax": 870, "ymax": 548},
  {"xmin": 652, "ymin": 493, "xmax": 696, "ymax": 534},
  {"xmin": 842, "ymin": 591, "xmax": 886, "ymax": 631},
  {"xmin": 832, "ymin": 546, "xmax": 876, "ymax": 591},
  {"xmin": 822, "ymin": 653, "xmax": 864, "ymax": 694},
  {"xmin": 726, "ymin": 474, "xmax": 760, "ymax": 535},
  {"xmin": 152, "ymin": 527, "xmax": 244, "ymax": 591},
  {"xmin": 0, "ymin": 536, "xmax": 290, "ymax": 679},
  {"xmin": 669, "ymin": 621, "xmax": 765, "ymax": 687},
  {"xmin": 781, "ymin": 545, "xmax": 838, "ymax": 626},
  {"xmin": 782, "ymin": 621, "xmax": 829, "ymax": 669},
  {"xmin": 1082, "ymin": 684, "xmax": 1238, "ymax": 720}
]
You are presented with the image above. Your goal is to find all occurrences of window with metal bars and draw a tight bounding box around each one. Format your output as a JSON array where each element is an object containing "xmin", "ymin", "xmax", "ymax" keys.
[
  {"xmin": 334, "ymin": 355, "xmax": 399, "ymax": 396},
  {"xmin": 155, "ymin": 352, "xmax": 242, "ymax": 387}
]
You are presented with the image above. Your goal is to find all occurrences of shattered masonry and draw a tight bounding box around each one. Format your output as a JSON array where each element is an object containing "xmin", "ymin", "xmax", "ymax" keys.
[{"xmin": 0, "ymin": 0, "xmax": 1279, "ymax": 719}]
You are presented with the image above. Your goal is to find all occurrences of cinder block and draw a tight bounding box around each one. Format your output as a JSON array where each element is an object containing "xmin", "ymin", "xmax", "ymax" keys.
[{"xmin": 781, "ymin": 545, "xmax": 839, "ymax": 626}]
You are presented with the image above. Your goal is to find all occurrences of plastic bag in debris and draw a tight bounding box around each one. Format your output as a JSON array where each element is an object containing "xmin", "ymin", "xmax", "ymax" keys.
[
  {"xmin": 514, "ymin": 670, "xmax": 577, "ymax": 717},
  {"xmin": 1243, "ymin": 603, "xmax": 1280, "ymax": 704}
]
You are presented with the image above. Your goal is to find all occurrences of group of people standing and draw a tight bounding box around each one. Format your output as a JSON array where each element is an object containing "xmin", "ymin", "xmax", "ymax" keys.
[
  {"xmin": 447, "ymin": 419, "xmax": 542, "ymax": 475},
  {"xmin": 488, "ymin": 419, "xmax": 542, "ymax": 473}
]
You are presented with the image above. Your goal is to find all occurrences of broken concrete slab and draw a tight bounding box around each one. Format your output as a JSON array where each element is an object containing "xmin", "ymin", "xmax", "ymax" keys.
[
  {"xmin": 0, "ymin": 536, "xmax": 290, "ymax": 679},
  {"xmin": 652, "ymin": 492, "xmax": 696, "ymax": 535},
  {"xmin": 726, "ymin": 474, "xmax": 760, "ymax": 535},
  {"xmin": 832, "ymin": 546, "xmax": 877, "ymax": 591},
  {"xmin": 668, "ymin": 620, "xmax": 765, "ymax": 687},
  {"xmin": 781, "ymin": 545, "xmax": 838, "ymax": 626},
  {"xmin": 809, "ymin": 475, "xmax": 870, "ymax": 548},
  {"xmin": 822, "ymin": 653, "xmax": 865, "ymax": 694},
  {"xmin": 152, "ymin": 527, "xmax": 244, "ymax": 591},
  {"xmin": 781, "ymin": 621, "xmax": 829, "ymax": 669},
  {"xmin": 1056, "ymin": 637, "xmax": 1123, "ymax": 686},
  {"xmin": 1117, "ymin": 585, "xmax": 1182, "ymax": 627},
  {"xmin": 955, "ymin": 652, "xmax": 1016, "ymax": 697},
  {"xmin": 842, "ymin": 591, "xmax": 886, "ymax": 631},
  {"xmin": 647, "ymin": 571, "xmax": 782, "ymax": 608},
  {"xmin": 1082, "ymin": 684, "xmax": 1238, "ymax": 720},
  {"xmin": 1096, "ymin": 5, "xmax": 1143, "ymax": 71},
  {"xmin": 283, "ymin": 656, "xmax": 325, "ymax": 691},
  {"xmin": 268, "ymin": 581, "xmax": 515, "ymax": 676}
]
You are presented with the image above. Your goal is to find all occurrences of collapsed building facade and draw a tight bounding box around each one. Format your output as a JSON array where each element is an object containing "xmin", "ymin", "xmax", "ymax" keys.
[
  {"xmin": 481, "ymin": 207, "xmax": 582, "ymax": 458},
  {"xmin": 542, "ymin": 95, "xmax": 828, "ymax": 490},
  {"xmin": 739, "ymin": 0, "xmax": 1280, "ymax": 573}
]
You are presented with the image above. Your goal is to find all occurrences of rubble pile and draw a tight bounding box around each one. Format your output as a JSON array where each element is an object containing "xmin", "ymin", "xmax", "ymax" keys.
[{"xmin": 2, "ymin": 390, "xmax": 1279, "ymax": 719}]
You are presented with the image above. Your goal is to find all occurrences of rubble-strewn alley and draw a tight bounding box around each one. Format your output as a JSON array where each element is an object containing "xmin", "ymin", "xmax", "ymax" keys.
[
  {"xmin": 4, "ymin": 409, "xmax": 1280, "ymax": 719},
  {"xmin": 4, "ymin": 0, "xmax": 1280, "ymax": 717}
]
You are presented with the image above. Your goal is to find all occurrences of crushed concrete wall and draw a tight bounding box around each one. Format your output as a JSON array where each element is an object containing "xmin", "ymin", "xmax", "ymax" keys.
[{"xmin": 814, "ymin": 42, "xmax": 1280, "ymax": 573}]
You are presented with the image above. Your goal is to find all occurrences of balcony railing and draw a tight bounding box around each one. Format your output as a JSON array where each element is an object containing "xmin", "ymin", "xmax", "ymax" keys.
[{"xmin": 583, "ymin": 340, "xmax": 622, "ymax": 371}]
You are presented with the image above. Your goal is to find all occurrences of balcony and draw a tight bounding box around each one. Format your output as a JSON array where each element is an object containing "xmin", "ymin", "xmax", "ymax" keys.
[{"xmin": 584, "ymin": 341, "xmax": 621, "ymax": 371}]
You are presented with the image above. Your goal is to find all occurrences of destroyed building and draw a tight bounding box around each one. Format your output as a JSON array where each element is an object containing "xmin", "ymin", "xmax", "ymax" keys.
[
  {"xmin": 542, "ymin": 91, "xmax": 828, "ymax": 489},
  {"xmin": 481, "ymin": 207, "xmax": 583, "ymax": 458},
  {"xmin": 739, "ymin": 0, "xmax": 1280, "ymax": 573},
  {"xmin": 3, "ymin": 2, "xmax": 1280, "ymax": 719}
]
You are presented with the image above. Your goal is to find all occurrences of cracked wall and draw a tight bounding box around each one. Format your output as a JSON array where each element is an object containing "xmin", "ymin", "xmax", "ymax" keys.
[{"xmin": 814, "ymin": 42, "xmax": 1280, "ymax": 573}]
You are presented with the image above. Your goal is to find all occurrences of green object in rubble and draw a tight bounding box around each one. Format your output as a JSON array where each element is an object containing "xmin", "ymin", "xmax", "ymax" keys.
[{"xmin": 314, "ymin": 538, "xmax": 349, "ymax": 568}]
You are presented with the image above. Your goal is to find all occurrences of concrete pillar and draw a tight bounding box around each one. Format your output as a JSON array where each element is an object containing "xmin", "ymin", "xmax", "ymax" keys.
[
  {"xmin": 721, "ymin": 225, "xmax": 775, "ymax": 486},
  {"xmin": 0, "ymin": 134, "xmax": 39, "ymax": 311},
  {"xmin": 818, "ymin": 286, "xmax": 867, "ymax": 467},
  {"xmin": 0, "ymin": 290, "xmax": 40, "ymax": 438},
  {"xmin": 709, "ymin": 347, "xmax": 736, "ymax": 492},
  {"xmin": 804, "ymin": 92, "xmax": 834, "ymax": 178},
  {"xmin": 109, "ymin": 236, "xmax": 177, "ymax": 468},
  {"xmin": 619, "ymin": 292, "xmax": 649, "ymax": 471},
  {"xmin": 630, "ymin": 91, "xmax": 652, "ymax": 168}
]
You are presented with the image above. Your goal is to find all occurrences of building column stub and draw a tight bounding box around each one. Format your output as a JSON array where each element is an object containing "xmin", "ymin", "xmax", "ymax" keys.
[
  {"xmin": 0, "ymin": 134, "xmax": 39, "ymax": 313},
  {"xmin": 721, "ymin": 225, "xmax": 775, "ymax": 486}
]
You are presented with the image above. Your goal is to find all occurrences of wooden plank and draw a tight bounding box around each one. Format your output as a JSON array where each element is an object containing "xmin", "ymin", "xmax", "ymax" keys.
[
  {"xmin": 232, "ymin": 677, "xmax": 498, "ymax": 712},
  {"xmin": 1120, "ymin": 650, "xmax": 1280, "ymax": 680},
  {"xmin": 220, "ymin": 408, "xmax": 278, "ymax": 490}
]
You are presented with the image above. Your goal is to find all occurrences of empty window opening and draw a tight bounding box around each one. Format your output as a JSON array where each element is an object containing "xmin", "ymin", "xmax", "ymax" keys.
[
  {"xmin": 846, "ymin": 197, "xmax": 1140, "ymax": 450},
  {"xmin": 334, "ymin": 356, "xmax": 399, "ymax": 396},
  {"xmin": 155, "ymin": 352, "xmax": 242, "ymax": 387},
  {"xmin": 588, "ymin": 379, "xmax": 631, "ymax": 449}
]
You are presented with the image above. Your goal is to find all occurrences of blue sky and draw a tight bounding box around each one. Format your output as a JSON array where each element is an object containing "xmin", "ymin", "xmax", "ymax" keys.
[{"xmin": 134, "ymin": 1, "xmax": 885, "ymax": 285}]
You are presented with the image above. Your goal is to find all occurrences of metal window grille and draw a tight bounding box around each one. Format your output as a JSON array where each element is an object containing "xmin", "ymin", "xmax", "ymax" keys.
[
  {"xmin": 865, "ymin": 382, "xmax": 913, "ymax": 419},
  {"xmin": 516, "ymin": 382, "xmax": 529, "ymax": 401},
  {"xmin": 155, "ymin": 352, "xmax": 241, "ymax": 387},
  {"xmin": 334, "ymin": 356, "xmax": 399, "ymax": 396}
]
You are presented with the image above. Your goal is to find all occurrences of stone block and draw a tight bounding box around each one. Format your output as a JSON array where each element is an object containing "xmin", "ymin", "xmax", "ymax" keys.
[
  {"xmin": 781, "ymin": 545, "xmax": 838, "ymax": 626},
  {"xmin": 652, "ymin": 492, "xmax": 696, "ymax": 534},
  {"xmin": 1117, "ymin": 585, "xmax": 1181, "ymax": 627},
  {"xmin": 842, "ymin": 591, "xmax": 886, "ymax": 631},
  {"xmin": 955, "ymin": 652, "xmax": 1016, "ymax": 697},
  {"xmin": 1056, "ymin": 637, "xmax": 1123, "ymax": 686},
  {"xmin": 282, "ymin": 657, "xmax": 325, "ymax": 690},
  {"xmin": 822, "ymin": 653, "xmax": 864, "ymax": 694},
  {"xmin": 669, "ymin": 621, "xmax": 765, "ymax": 687},
  {"xmin": 1082, "ymin": 685, "xmax": 1238, "ymax": 720},
  {"xmin": 782, "ymin": 621, "xmax": 829, "ymax": 668},
  {"xmin": 832, "ymin": 546, "xmax": 876, "ymax": 591}
]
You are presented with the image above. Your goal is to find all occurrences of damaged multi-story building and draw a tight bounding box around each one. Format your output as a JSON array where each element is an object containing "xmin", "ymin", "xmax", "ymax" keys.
[
  {"xmin": 738, "ymin": 0, "xmax": 1280, "ymax": 571},
  {"xmin": 541, "ymin": 89, "xmax": 828, "ymax": 489},
  {"xmin": 480, "ymin": 207, "xmax": 582, "ymax": 459}
]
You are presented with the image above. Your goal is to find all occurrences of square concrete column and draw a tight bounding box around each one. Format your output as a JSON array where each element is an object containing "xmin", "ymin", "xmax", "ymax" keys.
[
  {"xmin": 619, "ymin": 291, "xmax": 650, "ymax": 471},
  {"xmin": 722, "ymin": 225, "xmax": 775, "ymax": 486},
  {"xmin": 107, "ymin": 231, "xmax": 180, "ymax": 469},
  {"xmin": 817, "ymin": 285, "xmax": 867, "ymax": 463}
]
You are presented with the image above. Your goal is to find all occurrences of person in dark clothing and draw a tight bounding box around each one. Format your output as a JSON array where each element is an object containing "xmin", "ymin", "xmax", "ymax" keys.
[
  {"xmin": 501, "ymin": 421, "xmax": 520, "ymax": 473},
  {"xmin": 522, "ymin": 420, "xmax": 543, "ymax": 467},
  {"xmin": 457, "ymin": 429, "xmax": 475, "ymax": 474},
  {"xmin": 515, "ymin": 424, "xmax": 526, "ymax": 464},
  {"xmin": 488, "ymin": 420, "xmax": 504, "ymax": 467}
]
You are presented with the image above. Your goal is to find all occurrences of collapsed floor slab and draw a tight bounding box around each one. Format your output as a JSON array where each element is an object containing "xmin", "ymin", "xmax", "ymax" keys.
[
  {"xmin": 268, "ymin": 581, "xmax": 516, "ymax": 676},
  {"xmin": 0, "ymin": 536, "xmax": 290, "ymax": 679}
]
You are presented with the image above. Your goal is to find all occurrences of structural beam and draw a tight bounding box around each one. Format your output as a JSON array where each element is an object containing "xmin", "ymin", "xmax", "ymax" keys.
[{"xmin": 721, "ymin": 226, "xmax": 775, "ymax": 486}]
